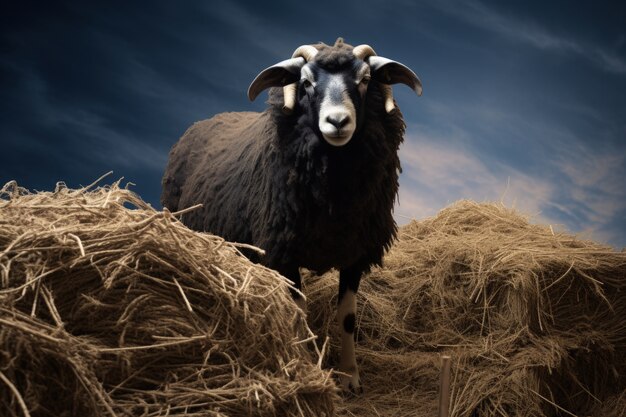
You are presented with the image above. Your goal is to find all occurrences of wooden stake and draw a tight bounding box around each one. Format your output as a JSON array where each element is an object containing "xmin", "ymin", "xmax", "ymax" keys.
[{"xmin": 438, "ymin": 355, "xmax": 452, "ymax": 417}]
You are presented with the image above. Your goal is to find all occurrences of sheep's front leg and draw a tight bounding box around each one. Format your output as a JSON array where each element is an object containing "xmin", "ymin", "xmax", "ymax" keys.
[{"xmin": 338, "ymin": 267, "xmax": 363, "ymax": 393}]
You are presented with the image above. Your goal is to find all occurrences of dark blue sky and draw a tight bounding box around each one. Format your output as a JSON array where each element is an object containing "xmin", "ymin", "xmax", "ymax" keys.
[{"xmin": 2, "ymin": 0, "xmax": 625, "ymax": 247}]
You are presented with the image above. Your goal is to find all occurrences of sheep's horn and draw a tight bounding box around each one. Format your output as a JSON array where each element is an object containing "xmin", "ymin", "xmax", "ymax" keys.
[
  {"xmin": 379, "ymin": 84, "xmax": 396, "ymax": 114},
  {"xmin": 282, "ymin": 83, "xmax": 297, "ymax": 114},
  {"xmin": 352, "ymin": 44, "xmax": 377, "ymax": 61},
  {"xmin": 368, "ymin": 56, "xmax": 423, "ymax": 97},
  {"xmin": 292, "ymin": 45, "xmax": 318, "ymax": 62},
  {"xmin": 353, "ymin": 44, "xmax": 396, "ymax": 114},
  {"xmin": 248, "ymin": 57, "xmax": 305, "ymax": 102},
  {"xmin": 282, "ymin": 45, "xmax": 318, "ymax": 114}
]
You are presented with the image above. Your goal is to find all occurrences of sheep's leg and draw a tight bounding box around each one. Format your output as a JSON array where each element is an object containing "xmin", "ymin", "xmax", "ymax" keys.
[{"xmin": 338, "ymin": 266, "xmax": 363, "ymax": 394}]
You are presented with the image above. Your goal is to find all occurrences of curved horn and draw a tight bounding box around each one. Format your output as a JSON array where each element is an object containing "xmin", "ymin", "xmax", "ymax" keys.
[
  {"xmin": 368, "ymin": 56, "xmax": 423, "ymax": 96},
  {"xmin": 352, "ymin": 44, "xmax": 377, "ymax": 61},
  {"xmin": 282, "ymin": 83, "xmax": 297, "ymax": 114},
  {"xmin": 380, "ymin": 84, "xmax": 396, "ymax": 114},
  {"xmin": 282, "ymin": 45, "xmax": 319, "ymax": 114},
  {"xmin": 353, "ymin": 44, "xmax": 397, "ymax": 113},
  {"xmin": 248, "ymin": 57, "xmax": 306, "ymax": 102},
  {"xmin": 292, "ymin": 45, "xmax": 318, "ymax": 62}
]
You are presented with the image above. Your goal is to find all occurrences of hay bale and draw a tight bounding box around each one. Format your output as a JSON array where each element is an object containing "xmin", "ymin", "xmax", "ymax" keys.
[
  {"xmin": 0, "ymin": 177, "xmax": 337, "ymax": 417},
  {"xmin": 588, "ymin": 389, "xmax": 626, "ymax": 417},
  {"xmin": 4, "ymin": 178, "xmax": 623, "ymax": 417},
  {"xmin": 306, "ymin": 200, "xmax": 626, "ymax": 417}
]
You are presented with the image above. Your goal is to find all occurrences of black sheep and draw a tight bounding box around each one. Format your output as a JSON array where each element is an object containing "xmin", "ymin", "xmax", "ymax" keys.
[{"xmin": 161, "ymin": 38, "xmax": 422, "ymax": 392}]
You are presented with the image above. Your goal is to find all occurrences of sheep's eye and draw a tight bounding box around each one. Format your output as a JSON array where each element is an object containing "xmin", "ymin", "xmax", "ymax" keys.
[
  {"xmin": 302, "ymin": 79, "xmax": 313, "ymax": 88},
  {"xmin": 360, "ymin": 76, "xmax": 371, "ymax": 85}
]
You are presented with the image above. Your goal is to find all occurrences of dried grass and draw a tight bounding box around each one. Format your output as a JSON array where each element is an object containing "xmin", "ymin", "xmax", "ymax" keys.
[
  {"xmin": 306, "ymin": 200, "xmax": 626, "ymax": 417},
  {"xmin": 0, "ymin": 176, "xmax": 337, "ymax": 417},
  {"xmin": 2, "ymin": 177, "xmax": 625, "ymax": 417}
]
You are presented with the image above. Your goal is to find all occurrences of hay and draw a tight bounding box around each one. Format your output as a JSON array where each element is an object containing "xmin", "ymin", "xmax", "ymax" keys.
[
  {"xmin": 2, "ymin": 178, "xmax": 625, "ymax": 417},
  {"xmin": 0, "ymin": 176, "xmax": 337, "ymax": 417},
  {"xmin": 588, "ymin": 389, "xmax": 626, "ymax": 417},
  {"xmin": 305, "ymin": 200, "xmax": 626, "ymax": 417}
]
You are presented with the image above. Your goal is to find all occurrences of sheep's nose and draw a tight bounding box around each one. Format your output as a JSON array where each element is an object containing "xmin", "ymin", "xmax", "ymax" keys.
[{"xmin": 326, "ymin": 114, "xmax": 349, "ymax": 130}]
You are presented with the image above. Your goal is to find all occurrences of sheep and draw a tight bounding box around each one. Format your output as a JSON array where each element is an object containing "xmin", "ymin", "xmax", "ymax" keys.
[{"xmin": 161, "ymin": 38, "xmax": 422, "ymax": 393}]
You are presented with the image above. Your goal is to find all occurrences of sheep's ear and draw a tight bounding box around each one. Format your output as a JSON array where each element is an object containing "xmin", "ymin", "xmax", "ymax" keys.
[
  {"xmin": 368, "ymin": 56, "xmax": 423, "ymax": 96},
  {"xmin": 247, "ymin": 57, "xmax": 306, "ymax": 101}
]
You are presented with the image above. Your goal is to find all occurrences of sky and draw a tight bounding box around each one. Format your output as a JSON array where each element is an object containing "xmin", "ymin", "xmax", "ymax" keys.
[{"xmin": 1, "ymin": 0, "xmax": 625, "ymax": 248}]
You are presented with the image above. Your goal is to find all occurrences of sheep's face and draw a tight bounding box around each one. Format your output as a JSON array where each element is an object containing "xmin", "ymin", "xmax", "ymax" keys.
[
  {"xmin": 247, "ymin": 41, "xmax": 422, "ymax": 147},
  {"xmin": 299, "ymin": 60, "xmax": 370, "ymax": 146}
]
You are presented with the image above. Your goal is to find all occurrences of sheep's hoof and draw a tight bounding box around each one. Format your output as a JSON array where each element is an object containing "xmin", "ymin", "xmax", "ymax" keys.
[{"xmin": 338, "ymin": 370, "xmax": 363, "ymax": 395}]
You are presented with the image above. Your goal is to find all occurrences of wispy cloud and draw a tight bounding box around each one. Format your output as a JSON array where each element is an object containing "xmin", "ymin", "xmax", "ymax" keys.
[
  {"xmin": 395, "ymin": 132, "xmax": 556, "ymax": 223},
  {"xmin": 205, "ymin": 1, "xmax": 304, "ymax": 61},
  {"xmin": 44, "ymin": 108, "xmax": 168, "ymax": 172},
  {"xmin": 552, "ymin": 143, "xmax": 626, "ymax": 244},
  {"xmin": 395, "ymin": 124, "xmax": 626, "ymax": 248},
  {"xmin": 0, "ymin": 66, "xmax": 167, "ymax": 185},
  {"xmin": 434, "ymin": 0, "xmax": 626, "ymax": 75}
]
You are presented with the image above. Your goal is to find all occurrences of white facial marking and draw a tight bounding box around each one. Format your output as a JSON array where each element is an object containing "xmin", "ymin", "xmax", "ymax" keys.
[{"xmin": 318, "ymin": 74, "xmax": 357, "ymax": 146}]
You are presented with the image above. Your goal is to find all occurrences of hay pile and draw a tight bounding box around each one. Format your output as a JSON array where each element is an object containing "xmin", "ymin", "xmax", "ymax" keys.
[
  {"xmin": 2, "ymin": 178, "xmax": 624, "ymax": 417},
  {"xmin": 305, "ymin": 200, "xmax": 626, "ymax": 417},
  {"xmin": 0, "ymin": 177, "xmax": 337, "ymax": 417}
]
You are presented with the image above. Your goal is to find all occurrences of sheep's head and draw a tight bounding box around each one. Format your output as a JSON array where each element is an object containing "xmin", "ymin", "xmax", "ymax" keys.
[{"xmin": 248, "ymin": 39, "xmax": 422, "ymax": 147}]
